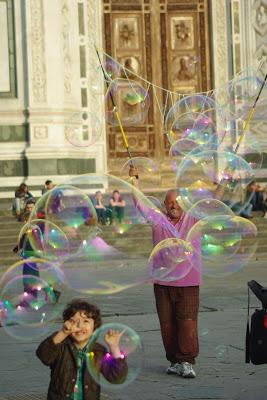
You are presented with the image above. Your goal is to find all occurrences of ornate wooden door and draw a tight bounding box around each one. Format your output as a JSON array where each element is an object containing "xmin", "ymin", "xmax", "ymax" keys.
[{"xmin": 102, "ymin": 0, "xmax": 211, "ymax": 173}]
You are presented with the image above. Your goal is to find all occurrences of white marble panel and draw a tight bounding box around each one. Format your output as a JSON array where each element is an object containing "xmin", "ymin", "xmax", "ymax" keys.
[{"xmin": 0, "ymin": 2, "xmax": 10, "ymax": 92}]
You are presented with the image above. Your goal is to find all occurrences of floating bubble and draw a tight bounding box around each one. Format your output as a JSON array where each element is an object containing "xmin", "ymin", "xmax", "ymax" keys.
[
  {"xmin": 148, "ymin": 238, "xmax": 195, "ymax": 281},
  {"xmin": 217, "ymin": 129, "xmax": 263, "ymax": 171},
  {"xmin": 215, "ymin": 345, "xmax": 230, "ymax": 364},
  {"xmin": 165, "ymin": 94, "xmax": 225, "ymax": 141},
  {"xmin": 86, "ymin": 322, "xmax": 143, "ymax": 389},
  {"xmin": 200, "ymin": 328, "xmax": 209, "ymax": 337},
  {"xmin": 120, "ymin": 157, "xmax": 161, "ymax": 190},
  {"xmin": 146, "ymin": 196, "xmax": 162, "ymax": 210},
  {"xmin": 59, "ymin": 173, "xmax": 174, "ymax": 294},
  {"xmin": 65, "ymin": 111, "xmax": 102, "ymax": 148},
  {"xmin": 169, "ymin": 138, "xmax": 211, "ymax": 172},
  {"xmin": 105, "ymin": 78, "xmax": 150, "ymax": 126},
  {"xmin": 31, "ymin": 185, "xmax": 98, "ymax": 254},
  {"xmin": 167, "ymin": 110, "xmax": 220, "ymax": 147},
  {"xmin": 0, "ymin": 259, "xmax": 65, "ymax": 320},
  {"xmin": 90, "ymin": 54, "xmax": 121, "ymax": 95},
  {"xmin": 176, "ymin": 150, "xmax": 255, "ymax": 215},
  {"xmin": 215, "ymin": 71, "xmax": 263, "ymax": 121},
  {"xmin": 102, "ymin": 55, "xmax": 121, "ymax": 81},
  {"xmin": 184, "ymin": 198, "xmax": 234, "ymax": 222},
  {"xmin": 1, "ymin": 275, "xmax": 56, "ymax": 325},
  {"xmin": 18, "ymin": 219, "xmax": 70, "ymax": 260},
  {"xmin": 186, "ymin": 215, "xmax": 258, "ymax": 277}
]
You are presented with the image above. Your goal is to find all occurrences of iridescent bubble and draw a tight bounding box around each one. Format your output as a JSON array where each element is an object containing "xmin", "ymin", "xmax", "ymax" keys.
[
  {"xmin": 184, "ymin": 198, "xmax": 234, "ymax": 222},
  {"xmin": 165, "ymin": 94, "xmax": 225, "ymax": 142},
  {"xmin": 0, "ymin": 270, "xmax": 63, "ymax": 329},
  {"xmin": 65, "ymin": 111, "xmax": 102, "ymax": 148},
  {"xmin": 86, "ymin": 322, "xmax": 143, "ymax": 389},
  {"xmin": 120, "ymin": 157, "xmax": 161, "ymax": 190},
  {"xmin": 59, "ymin": 173, "xmax": 174, "ymax": 294},
  {"xmin": 18, "ymin": 219, "xmax": 70, "ymax": 260},
  {"xmin": 90, "ymin": 54, "xmax": 121, "ymax": 95},
  {"xmin": 148, "ymin": 238, "xmax": 196, "ymax": 281},
  {"xmin": 0, "ymin": 259, "xmax": 65, "ymax": 314},
  {"xmin": 217, "ymin": 129, "xmax": 263, "ymax": 171},
  {"xmin": 186, "ymin": 215, "xmax": 258, "ymax": 277},
  {"xmin": 215, "ymin": 70, "xmax": 263, "ymax": 121},
  {"xmin": 105, "ymin": 78, "xmax": 150, "ymax": 126},
  {"xmin": 215, "ymin": 345, "xmax": 230, "ymax": 364},
  {"xmin": 31, "ymin": 185, "xmax": 98, "ymax": 253},
  {"xmin": 168, "ymin": 111, "xmax": 220, "ymax": 147},
  {"xmin": 176, "ymin": 150, "xmax": 255, "ymax": 215}
]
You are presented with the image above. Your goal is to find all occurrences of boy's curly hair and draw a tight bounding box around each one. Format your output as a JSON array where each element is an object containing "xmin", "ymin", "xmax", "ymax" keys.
[{"xmin": 62, "ymin": 299, "xmax": 102, "ymax": 329}]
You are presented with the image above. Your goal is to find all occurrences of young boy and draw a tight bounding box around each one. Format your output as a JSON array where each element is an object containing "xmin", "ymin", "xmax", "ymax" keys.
[{"xmin": 36, "ymin": 299, "xmax": 127, "ymax": 400}]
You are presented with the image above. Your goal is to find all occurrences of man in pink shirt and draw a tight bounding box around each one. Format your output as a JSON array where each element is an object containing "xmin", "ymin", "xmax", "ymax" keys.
[{"xmin": 130, "ymin": 167, "xmax": 201, "ymax": 378}]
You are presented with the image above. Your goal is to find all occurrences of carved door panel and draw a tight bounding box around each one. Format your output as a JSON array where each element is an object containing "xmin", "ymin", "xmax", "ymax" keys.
[{"xmin": 103, "ymin": 0, "xmax": 211, "ymax": 172}]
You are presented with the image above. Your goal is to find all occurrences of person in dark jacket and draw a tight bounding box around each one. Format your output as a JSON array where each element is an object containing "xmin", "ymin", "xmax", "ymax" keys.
[{"xmin": 36, "ymin": 299, "xmax": 127, "ymax": 400}]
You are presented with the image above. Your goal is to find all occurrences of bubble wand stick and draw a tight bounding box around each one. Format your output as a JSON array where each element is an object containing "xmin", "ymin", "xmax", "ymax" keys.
[
  {"xmin": 234, "ymin": 71, "xmax": 267, "ymax": 153},
  {"xmin": 95, "ymin": 47, "xmax": 138, "ymax": 178}
]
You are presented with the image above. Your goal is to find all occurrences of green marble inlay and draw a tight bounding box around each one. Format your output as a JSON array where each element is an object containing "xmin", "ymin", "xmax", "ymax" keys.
[
  {"xmin": 28, "ymin": 158, "xmax": 96, "ymax": 176},
  {"xmin": 81, "ymin": 88, "xmax": 88, "ymax": 107},
  {"xmin": 80, "ymin": 46, "xmax": 86, "ymax": 78},
  {"xmin": 78, "ymin": 3, "xmax": 85, "ymax": 35},
  {"xmin": 0, "ymin": 125, "xmax": 28, "ymax": 142},
  {"xmin": 0, "ymin": 0, "xmax": 17, "ymax": 98},
  {"xmin": 0, "ymin": 159, "xmax": 27, "ymax": 177}
]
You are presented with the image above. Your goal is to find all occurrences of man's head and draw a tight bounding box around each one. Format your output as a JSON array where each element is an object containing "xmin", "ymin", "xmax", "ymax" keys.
[
  {"xmin": 24, "ymin": 200, "xmax": 35, "ymax": 213},
  {"xmin": 63, "ymin": 300, "xmax": 102, "ymax": 344},
  {"xmin": 45, "ymin": 180, "xmax": 54, "ymax": 190},
  {"xmin": 164, "ymin": 190, "xmax": 183, "ymax": 220}
]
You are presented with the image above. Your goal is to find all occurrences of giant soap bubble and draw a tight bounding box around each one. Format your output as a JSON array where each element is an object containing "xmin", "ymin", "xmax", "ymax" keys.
[
  {"xmin": 175, "ymin": 150, "xmax": 255, "ymax": 215},
  {"xmin": 65, "ymin": 111, "xmax": 102, "ymax": 148},
  {"xmin": 105, "ymin": 78, "xmax": 150, "ymax": 126},
  {"xmin": 86, "ymin": 322, "xmax": 143, "ymax": 390},
  {"xmin": 59, "ymin": 173, "xmax": 176, "ymax": 294},
  {"xmin": 186, "ymin": 215, "xmax": 258, "ymax": 277}
]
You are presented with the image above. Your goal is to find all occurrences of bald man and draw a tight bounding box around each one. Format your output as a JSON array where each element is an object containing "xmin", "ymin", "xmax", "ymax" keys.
[{"xmin": 130, "ymin": 167, "xmax": 201, "ymax": 378}]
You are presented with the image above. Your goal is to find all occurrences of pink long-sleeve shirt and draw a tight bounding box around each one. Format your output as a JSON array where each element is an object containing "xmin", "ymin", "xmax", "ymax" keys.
[{"xmin": 152, "ymin": 211, "xmax": 202, "ymax": 287}]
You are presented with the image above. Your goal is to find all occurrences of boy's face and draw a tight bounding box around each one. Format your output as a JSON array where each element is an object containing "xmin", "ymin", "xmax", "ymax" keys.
[{"xmin": 69, "ymin": 311, "xmax": 95, "ymax": 344}]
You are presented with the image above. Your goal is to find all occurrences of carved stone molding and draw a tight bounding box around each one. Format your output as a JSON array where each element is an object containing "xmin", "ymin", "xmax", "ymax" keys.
[
  {"xmin": 210, "ymin": 0, "xmax": 229, "ymax": 87},
  {"xmin": 62, "ymin": 0, "xmax": 72, "ymax": 95},
  {"xmin": 33, "ymin": 126, "xmax": 48, "ymax": 140},
  {"xmin": 30, "ymin": 0, "xmax": 47, "ymax": 103},
  {"xmin": 252, "ymin": 0, "xmax": 267, "ymax": 36}
]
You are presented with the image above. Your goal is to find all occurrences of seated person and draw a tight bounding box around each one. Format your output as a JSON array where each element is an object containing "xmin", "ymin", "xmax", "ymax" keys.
[
  {"xmin": 12, "ymin": 183, "xmax": 34, "ymax": 221},
  {"xmin": 42, "ymin": 179, "xmax": 54, "ymax": 195},
  {"xmin": 109, "ymin": 190, "xmax": 126, "ymax": 224},
  {"xmin": 246, "ymin": 181, "xmax": 267, "ymax": 216},
  {"xmin": 91, "ymin": 191, "xmax": 107, "ymax": 225}
]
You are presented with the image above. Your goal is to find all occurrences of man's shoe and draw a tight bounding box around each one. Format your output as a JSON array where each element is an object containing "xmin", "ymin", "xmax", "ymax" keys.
[
  {"xmin": 166, "ymin": 363, "xmax": 181, "ymax": 375},
  {"xmin": 179, "ymin": 362, "xmax": 196, "ymax": 378}
]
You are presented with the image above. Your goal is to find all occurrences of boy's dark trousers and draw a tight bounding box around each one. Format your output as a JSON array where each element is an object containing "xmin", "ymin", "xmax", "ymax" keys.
[{"xmin": 154, "ymin": 284, "xmax": 199, "ymax": 364}]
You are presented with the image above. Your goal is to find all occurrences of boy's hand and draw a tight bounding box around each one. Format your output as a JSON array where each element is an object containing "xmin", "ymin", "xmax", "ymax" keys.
[
  {"xmin": 62, "ymin": 319, "xmax": 80, "ymax": 335},
  {"xmin": 104, "ymin": 329, "xmax": 125, "ymax": 358}
]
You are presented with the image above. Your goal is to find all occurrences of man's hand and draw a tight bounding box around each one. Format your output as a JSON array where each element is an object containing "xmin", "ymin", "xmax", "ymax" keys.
[{"xmin": 129, "ymin": 165, "xmax": 139, "ymax": 179}]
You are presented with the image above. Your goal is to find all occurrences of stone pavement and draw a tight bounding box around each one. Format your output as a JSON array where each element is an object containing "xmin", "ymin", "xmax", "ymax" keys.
[{"xmin": 1, "ymin": 256, "xmax": 267, "ymax": 400}]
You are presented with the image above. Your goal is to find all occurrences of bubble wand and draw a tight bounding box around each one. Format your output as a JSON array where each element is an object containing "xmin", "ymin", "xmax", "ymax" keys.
[
  {"xmin": 95, "ymin": 46, "xmax": 138, "ymax": 178},
  {"xmin": 234, "ymin": 71, "xmax": 267, "ymax": 153}
]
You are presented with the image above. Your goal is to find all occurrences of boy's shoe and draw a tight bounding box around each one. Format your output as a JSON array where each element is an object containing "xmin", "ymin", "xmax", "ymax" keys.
[
  {"xmin": 166, "ymin": 362, "xmax": 181, "ymax": 375},
  {"xmin": 178, "ymin": 362, "xmax": 196, "ymax": 378}
]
